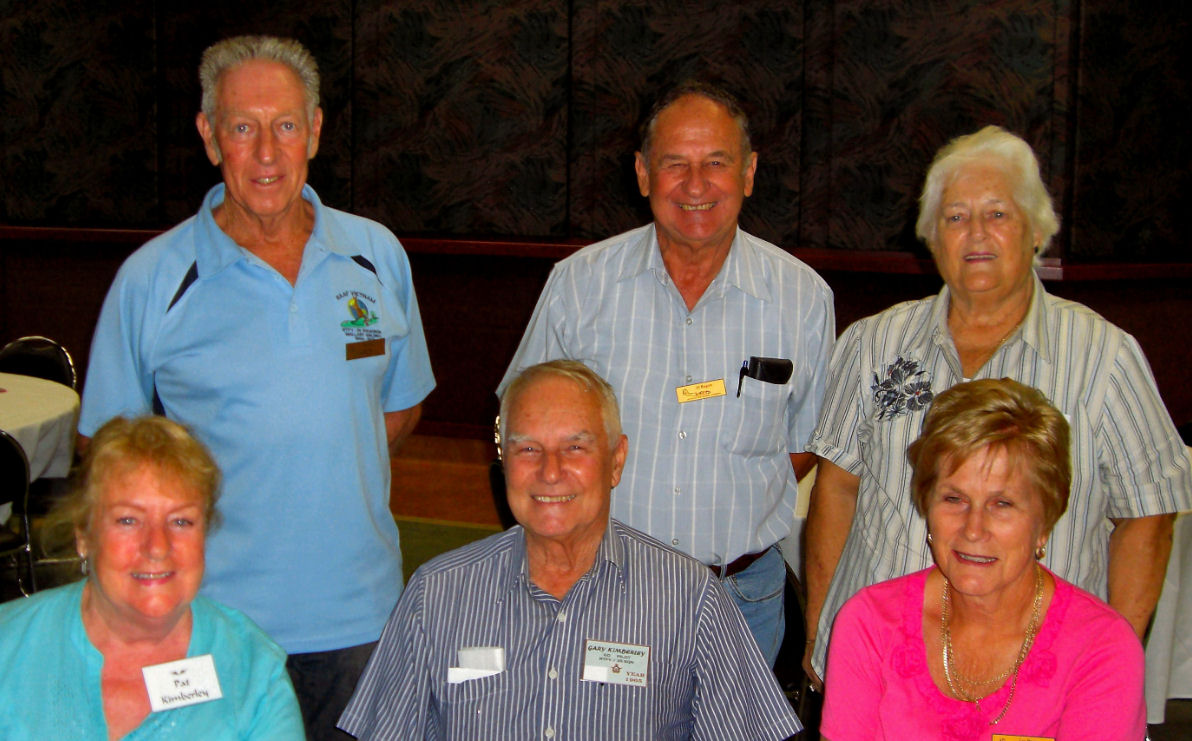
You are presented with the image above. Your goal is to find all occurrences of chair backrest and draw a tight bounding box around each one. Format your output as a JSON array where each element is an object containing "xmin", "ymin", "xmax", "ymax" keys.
[
  {"xmin": 0, "ymin": 335, "xmax": 77, "ymax": 389},
  {"xmin": 0, "ymin": 429, "xmax": 30, "ymax": 513}
]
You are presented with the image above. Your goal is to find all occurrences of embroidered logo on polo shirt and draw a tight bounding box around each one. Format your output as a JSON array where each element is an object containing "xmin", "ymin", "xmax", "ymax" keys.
[{"xmin": 338, "ymin": 290, "xmax": 383, "ymax": 341}]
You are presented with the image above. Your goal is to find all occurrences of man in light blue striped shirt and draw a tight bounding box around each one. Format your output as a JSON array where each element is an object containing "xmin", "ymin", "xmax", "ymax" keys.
[
  {"xmin": 339, "ymin": 361, "xmax": 802, "ymax": 740},
  {"xmin": 500, "ymin": 82, "xmax": 834, "ymax": 664}
]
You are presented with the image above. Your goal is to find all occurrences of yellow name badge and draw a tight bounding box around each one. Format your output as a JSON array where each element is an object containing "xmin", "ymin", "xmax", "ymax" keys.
[
  {"xmin": 675, "ymin": 379, "xmax": 726, "ymax": 403},
  {"xmin": 992, "ymin": 735, "xmax": 1054, "ymax": 741}
]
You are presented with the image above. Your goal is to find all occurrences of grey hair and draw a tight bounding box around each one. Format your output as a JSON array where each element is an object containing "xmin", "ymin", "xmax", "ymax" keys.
[
  {"xmin": 916, "ymin": 125, "xmax": 1060, "ymax": 255},
  {"xmin": 639, "ymin": 80, "xmax": 752, "ymax": 167},
  {"xmin": 199, "ymin": 35, "xmax": 320, "ymax": 122},
  {"xmin": 499, "ymin": 360, "xmax": 623, "ymax": 451}
]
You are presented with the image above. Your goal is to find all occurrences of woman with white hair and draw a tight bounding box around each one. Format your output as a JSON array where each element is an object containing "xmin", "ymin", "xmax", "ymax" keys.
[{"xmin": 801, "ymin": 125, "xmax": 1191, "ymax": 690}]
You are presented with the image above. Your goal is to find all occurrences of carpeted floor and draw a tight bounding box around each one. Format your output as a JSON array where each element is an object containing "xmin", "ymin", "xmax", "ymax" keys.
[{"xmin": 396, "ymin": 516, "xmax": 502, "ymax": 581}]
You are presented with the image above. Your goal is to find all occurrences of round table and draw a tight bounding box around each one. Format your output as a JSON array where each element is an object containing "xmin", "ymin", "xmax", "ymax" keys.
[{"xmin": 0, "ymin": 372, "xmax": 79, "ymax": 523}]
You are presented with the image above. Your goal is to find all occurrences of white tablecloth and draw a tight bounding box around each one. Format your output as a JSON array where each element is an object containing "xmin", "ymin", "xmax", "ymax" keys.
[
  {"xmin": 1145, "ymin": 449, "xmax": 1192, "ymax": 723},
  {"xmin": 0, "ymin": 372, "xmax": 79, "ymax": 523}
]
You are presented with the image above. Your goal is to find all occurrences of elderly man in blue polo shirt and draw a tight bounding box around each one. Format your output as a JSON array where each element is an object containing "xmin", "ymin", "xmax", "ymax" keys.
[
  {"xmin": 339, "ymin": 360, "xmax": 802, "ymax": 740},
  {"xmin": 78, "ymin": 35, "xmax": 434, "ymax": 740},
  {"xmin": 500, "ymin": 81, "xmax": 834, "ymax": 664}
]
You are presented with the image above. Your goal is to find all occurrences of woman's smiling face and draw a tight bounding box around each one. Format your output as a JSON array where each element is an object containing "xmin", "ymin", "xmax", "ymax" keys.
[
  {"xmin": 926, "ymin": 444, "xmax": 1047, "ymax": 601},
  {"xmin": 80, "ymin": 463, "xmax": 206, "ymax": 629}
]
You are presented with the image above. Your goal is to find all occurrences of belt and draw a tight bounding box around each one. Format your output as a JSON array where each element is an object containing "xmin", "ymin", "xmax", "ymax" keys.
[{"xmin": 708, "ymin": 549, "xmax": 767, "ymax": 578}]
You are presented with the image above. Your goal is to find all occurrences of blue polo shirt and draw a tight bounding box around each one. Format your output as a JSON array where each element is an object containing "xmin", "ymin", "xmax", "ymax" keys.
[{"xmin": 80, "ymin": 184, "xmax": 435, "ymax": 653}]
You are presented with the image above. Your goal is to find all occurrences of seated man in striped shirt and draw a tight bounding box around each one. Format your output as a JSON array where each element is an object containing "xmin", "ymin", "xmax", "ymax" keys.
[{"xmin": 339, "ymin": 361, "xmax": 802, "ymax": 740}]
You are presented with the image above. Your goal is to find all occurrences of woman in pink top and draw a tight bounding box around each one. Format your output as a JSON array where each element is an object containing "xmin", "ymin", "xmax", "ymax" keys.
[{"xmin": 821, "ymin": 379, "xmax": 1145, "ymax": 740}]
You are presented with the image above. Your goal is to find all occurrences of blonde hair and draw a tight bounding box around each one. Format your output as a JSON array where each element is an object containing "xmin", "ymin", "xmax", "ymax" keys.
[
  {"xmin": 907, "ymin": 378, "xmax": 1070, "ymax": 533},
  {"xmin": 42, "ymin": 416, "xmax": 220, "ymax": 556}
]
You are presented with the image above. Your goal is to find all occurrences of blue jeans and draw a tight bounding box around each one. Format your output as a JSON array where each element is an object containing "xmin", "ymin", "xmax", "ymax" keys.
[{"xmin": 720, "ymin": 545, "xmax": 785, "ymax": 667}]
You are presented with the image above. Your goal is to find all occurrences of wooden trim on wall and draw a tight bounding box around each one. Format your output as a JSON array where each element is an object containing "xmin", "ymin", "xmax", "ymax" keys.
[{"xmin": 3, "ymin": 226, "xmax": 1191, "ymax": 281}]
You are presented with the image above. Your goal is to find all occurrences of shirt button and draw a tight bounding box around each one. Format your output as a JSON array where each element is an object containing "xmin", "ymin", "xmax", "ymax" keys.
[
  {"xmin": 685, "ymin": 317, "xmax": 693, "ymax": 326},
  {"xmin": 685, "ymin": 375, "xmax": 692, "ymax": 382},
  {"xmin": 672, "ymin": 538, "xmax": 680, "ymax": 546},
  {"xmin": 545, "ymin": 728, "xmax": 555, "ymax": 738},
  {"xmin": 673, "ymin": 486, "xmax": 680, "ymax": 495},
  {"xmin": 556, "ymin": 611, "xmax": 567, "ymax": 623},
  {"xmin": 678, "ymin": 430, "xmax": 687, "ymax": 440},
  {"xmin": 548, "ymin": 667, "xmax": 558, "ymax": 680}
]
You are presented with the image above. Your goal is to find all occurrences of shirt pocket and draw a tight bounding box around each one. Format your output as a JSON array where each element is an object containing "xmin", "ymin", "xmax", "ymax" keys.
[
  {"xmin": 436, "ymin": 670, "xmax": 511, "ymax": 709},
  {"xmin": 718, "ymin": 375, "xmax": 789, "ymax": 457}
]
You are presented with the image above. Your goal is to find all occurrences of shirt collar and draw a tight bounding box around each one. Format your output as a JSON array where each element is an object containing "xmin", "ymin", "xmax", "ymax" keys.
[
  {"xmin": 621, "ymin": 224, "xmax": 769, "ymax": 303},
  {"xmin": 502, "ymin": 520, "xmax": 626, "ymax": 598},
  {"xmin": 927, "ymin": 271, "xmax": 1051, "ymax": 361},
  {"xmin": 193, "ymin": 183, "xmax": 340, "ymax": 277},
  {"xmin": 1017, "ymin": 272, "xmax": 1051, "ymax": 363}
]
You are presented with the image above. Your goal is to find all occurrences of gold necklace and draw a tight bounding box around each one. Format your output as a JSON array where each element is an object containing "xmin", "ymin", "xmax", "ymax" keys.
[{"xmin": 941, "ymin": 565, "xmax": 1044, "ymax": 725}]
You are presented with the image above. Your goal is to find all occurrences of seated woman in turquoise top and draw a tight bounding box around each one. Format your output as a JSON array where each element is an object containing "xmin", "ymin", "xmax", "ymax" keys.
[{"xmin": 0, "ymin": 415, "xmax": 302, "ymax": 740}]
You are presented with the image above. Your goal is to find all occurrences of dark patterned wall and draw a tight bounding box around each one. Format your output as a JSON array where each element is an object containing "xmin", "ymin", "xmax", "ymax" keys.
[
  {"xmin": 803, "ymin": 0, "xmax": 1070, "ymax": 253},
  {"xmin": 1, "ymin": 1, "xmax": 1188, "ymax": 261},
  {"xmin": 1070, "ymin": 0, "xmax": 1191, "ymax": 262},
  {"xmin": 354, "ymin": 0, "xmax": 570, "ymax": 235},
  {"xmin": 1, "ymin": 3, "xmax": 156, "ymax": 226}
]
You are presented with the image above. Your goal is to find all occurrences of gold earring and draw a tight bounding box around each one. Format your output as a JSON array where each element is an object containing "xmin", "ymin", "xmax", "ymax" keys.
[
  {"xmin": 1035, "ymin": 544, "xmax": 1047, "ymax": 560},
  {"xmin": 926, "ymin": 532, "xmax": 934, "ymax": 545}
]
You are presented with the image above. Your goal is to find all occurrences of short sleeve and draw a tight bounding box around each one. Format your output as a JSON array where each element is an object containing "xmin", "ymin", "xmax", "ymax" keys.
[
  {"xmin": 1095, "ymin": 334, "xmax": 1192, "ymax": 518},
  {"xmin": 338, "ymin": 575, "xmax": 436, "ymax": 740},
  {"xmin": 806, "ymin": 319, "xmax": 868, "ymax": 475},
  {"xmin": 786, "ymin": 275, "xmax": 836, "ymax": 454},
  {"xmin": 690, "ymin": 579, "xmax": 803, "ymax": 740},
  {"xmin": 820, "ymin": 591, "xmax": 886, "ymax": 740},
  {"xmin": 244, "ymin": 658, "xmax": 305, "ymax": 740},
  {"xmin": 379, "ymin": 238, "xmax": 436, "ymax": 412},
  {"xmin": 78, "ymin": 257, "xmax": 163, "ymax": 435},
  {"xmin": 1054, "ymin": 605, "xmax": 1146, "ymax": 738}
]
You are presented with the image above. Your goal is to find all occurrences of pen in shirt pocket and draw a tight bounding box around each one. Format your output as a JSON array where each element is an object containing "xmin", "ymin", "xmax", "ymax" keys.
[{"xmin": 737, "ymin": 356, "xmax": 794, "ymax": 397}]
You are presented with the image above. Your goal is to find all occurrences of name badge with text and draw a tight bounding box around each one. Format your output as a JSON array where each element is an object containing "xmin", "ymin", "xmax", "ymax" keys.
[
  {"xmin": 346, "ymin": 339, "xmax": 385, "ymax": 360},
  {"xmin": 675, "ymin": 379, "xmax": 726, "ymax": 404},
  {"xmin": 581, "ymin": 639, "xmax": 650, "ymax": 687},
  {"xmin": 143, "ymin": 654, "xmax": 223, "ymax": 713}
]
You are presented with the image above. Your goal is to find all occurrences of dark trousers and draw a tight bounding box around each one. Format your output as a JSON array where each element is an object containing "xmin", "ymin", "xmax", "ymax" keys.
[{"xmin": 286, "ymin": 641, "xmax": 378, "ymax": 741}]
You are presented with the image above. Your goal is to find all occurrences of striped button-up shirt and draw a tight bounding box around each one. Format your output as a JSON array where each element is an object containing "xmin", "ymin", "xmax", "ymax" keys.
[
  {"xmin": 339, "ymin": 520, "xmax": 803, "ymax": 740},
  {"xmin": 807, "ymin": 276, "xmax": 1192, "ymax": 674},
  {"xmin": 500, "ymin": 225, "xmax": 834, "ymax": 565}
]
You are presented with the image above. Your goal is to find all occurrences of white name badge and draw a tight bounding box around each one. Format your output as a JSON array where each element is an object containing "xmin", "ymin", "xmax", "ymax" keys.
[
  {"xmin": 143, "ymin": 654, "xmax": 224, "ymax": 712},
  {"xmin": 448, "ymin": 646, "xmax": 506, "ymax": 684},
  {"xmin": 581, "ymin": 639, "xmax": 650, "ymax": 687}
]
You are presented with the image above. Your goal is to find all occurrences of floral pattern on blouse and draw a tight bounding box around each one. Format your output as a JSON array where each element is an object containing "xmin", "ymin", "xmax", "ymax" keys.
[{"xmin": 871, "ymin": 357, "xmax": 934, "ymax": 420}]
